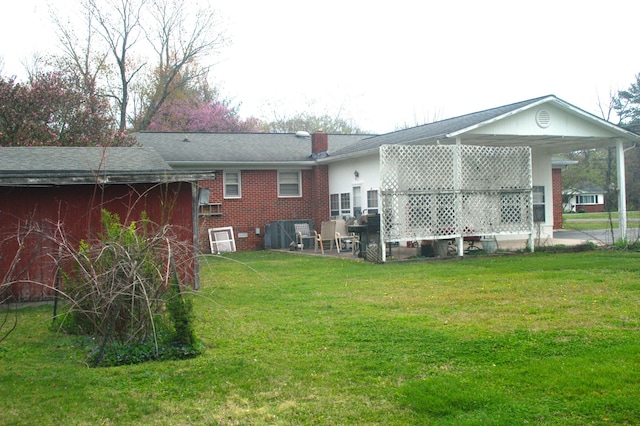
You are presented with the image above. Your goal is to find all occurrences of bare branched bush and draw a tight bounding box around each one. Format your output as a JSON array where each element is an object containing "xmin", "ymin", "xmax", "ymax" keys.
[
  {"xmin": 54, "ymin": 209, "xmax": 200, "ymax": 365},
  {"xmin": 0, "ymin": 221, "xmax": 43, "ymax": 345}
]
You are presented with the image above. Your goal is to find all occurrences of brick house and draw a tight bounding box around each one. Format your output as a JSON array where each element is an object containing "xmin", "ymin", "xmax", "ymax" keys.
[
  {"xmin": 138, "ymin": 95, "xmax": 639, "ymax": 258},
  {"xmin": 136, "ymin": 132, "xmax": 370, "ymax": 251},
  {"xmin": 564, "ymin": 182, "xmax": 607, "ymax": 213}
]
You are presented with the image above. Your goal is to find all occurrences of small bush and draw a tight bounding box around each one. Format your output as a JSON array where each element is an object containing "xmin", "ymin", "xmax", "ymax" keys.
[{"xmin": 56, "ymin": 209, "xmax": 203, "ymax": 367}]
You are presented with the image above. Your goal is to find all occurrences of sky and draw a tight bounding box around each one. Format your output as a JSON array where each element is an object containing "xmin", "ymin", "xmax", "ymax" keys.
[{"xmin": 2, "ymin": 0, "xmax": 640, "ymax": 134}]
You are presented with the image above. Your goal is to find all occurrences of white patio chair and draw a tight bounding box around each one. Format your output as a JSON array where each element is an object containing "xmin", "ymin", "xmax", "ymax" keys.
[
  {"xmin": 294, "ymin": 223, "xmax": 314, "ymax": 249},
  {"xmin": 313, "ymin": 220, "xmax": 336, "ymax": 254},
  {"xmin": 334, "ymin": 219, "xmax": 359, "ymax": 253}
]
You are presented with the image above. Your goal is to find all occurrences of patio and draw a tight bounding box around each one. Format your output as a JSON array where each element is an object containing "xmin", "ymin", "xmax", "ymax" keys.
[{"xmin": 275, "ymin": 233, "xmax": 593, "ymax": 262}]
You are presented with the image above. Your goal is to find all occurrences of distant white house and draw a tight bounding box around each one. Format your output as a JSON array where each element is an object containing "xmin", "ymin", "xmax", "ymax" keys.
[{"xmin": 564, "ymin": 182, "xmax": 606, "ymax": 213}]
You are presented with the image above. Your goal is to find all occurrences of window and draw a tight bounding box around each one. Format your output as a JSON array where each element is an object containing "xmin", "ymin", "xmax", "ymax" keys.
[
  {"xmin": 576, "ymin": 195, "xmax": 598, "ymax": 204},
  {"xmin": 340, "ymin": 192, "xmax": 351, "ymax": 215},
  {"xmin": 329, "ymin": 192, "xmax": 351, "ymax": 218},
  {"xmin": 224, "ymin": 171, "xmax": 241, "ymax": 198},
  {"xmin": 352, "ymin": 186, "xmax": 362, "ymax": 217},
  {"xmin": 330, "ymin": 194, "xmax": 340, "ymax": 217},
  {"xmin": 533, "ymin": 186, "xmax": 545, "ymax": 222},
  {"xmin": 278, "ymin": 171, "xmax": 301, "ymax": 197},
  {"xmin": 367, "ymin": 189, "xmax": 379, "ymax": 214}
]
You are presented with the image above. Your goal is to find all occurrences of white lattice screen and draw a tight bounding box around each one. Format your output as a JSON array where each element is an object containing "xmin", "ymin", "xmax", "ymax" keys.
[{"xmin": 380, "ymin": 144, "xmax": 532, "ymax": 243}]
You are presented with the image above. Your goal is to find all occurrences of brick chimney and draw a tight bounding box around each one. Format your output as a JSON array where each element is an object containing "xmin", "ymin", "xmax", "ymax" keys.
[{"xmin": 311, "ymin": 131, "xmax": 328, "ymax": 159}]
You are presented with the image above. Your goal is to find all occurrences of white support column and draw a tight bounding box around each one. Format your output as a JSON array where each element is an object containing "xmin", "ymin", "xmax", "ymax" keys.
[
  {"xmin": 454, "ymin": 138, "xmax": 463, "ymax": 256},
  {"xmin": 616, "ymin": 139, "xmax": 628, "ymax": 241}
]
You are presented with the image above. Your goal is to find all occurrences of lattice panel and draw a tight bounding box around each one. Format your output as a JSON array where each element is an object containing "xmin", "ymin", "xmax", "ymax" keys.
[
  {"xmin": 459, "ymin": 145, "xmax": 531, "ymax": 190},
  {"xmin": 380, "ymin": 144, "xmax": 532, "ymax": 243}
]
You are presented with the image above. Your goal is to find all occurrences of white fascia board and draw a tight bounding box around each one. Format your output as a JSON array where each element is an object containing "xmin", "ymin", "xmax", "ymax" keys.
[{"xmin": 316, "ymin": 147, "xmax": 381, "ymax": 163}]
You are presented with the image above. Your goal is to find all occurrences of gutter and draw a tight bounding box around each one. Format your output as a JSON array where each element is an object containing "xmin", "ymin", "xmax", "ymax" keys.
[{"xmin": 168, "ymin": 161, "xmax": 315, "ymax": 170}]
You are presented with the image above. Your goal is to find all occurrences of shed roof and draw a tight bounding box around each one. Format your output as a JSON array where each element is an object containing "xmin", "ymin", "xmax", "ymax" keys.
[{"xmin": 0, "ymin": 147, "xmax": 214, "ymax": 186}]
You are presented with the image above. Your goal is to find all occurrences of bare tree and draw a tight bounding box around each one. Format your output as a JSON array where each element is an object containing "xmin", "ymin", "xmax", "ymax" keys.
[
  {"xmin": 50, "ymin": 6, "xmax": 110, "ymax": 114},
  {"xmin": 134, "ymin": 0, "xmax": 227, "ymax": 130},
  {"xmin": 84, "ymin": 0, "xmax": 147, "ymax": 131}
]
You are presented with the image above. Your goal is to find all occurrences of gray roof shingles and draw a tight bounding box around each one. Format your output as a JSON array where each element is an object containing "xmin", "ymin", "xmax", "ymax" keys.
[
  {"xmin": 135, "ymin": 132, "xmax": 372, "ymax": 163},
  {"xmin": 0, "ymin": 147, "xmax": 171, "ymax": 173},
  {"xmin": 330, "ymin": 95, "xmax": 553, "ymax": 157}
]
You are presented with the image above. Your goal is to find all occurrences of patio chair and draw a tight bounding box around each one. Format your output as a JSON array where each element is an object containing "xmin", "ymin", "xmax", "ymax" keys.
[
  {"xmin": 314, "ymin": 220, "xmax": 336, "ymax": 254},
  {"xmin": 294, "ymin": 223, "xmax": 314, "ymax": 249},
  {"xmin": 334, "ymin": 219, "xmax": 359, "ymax": 254}
]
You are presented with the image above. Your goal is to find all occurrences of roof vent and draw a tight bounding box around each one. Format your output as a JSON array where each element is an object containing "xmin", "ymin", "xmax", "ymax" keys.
[
  {"xmin": 295, "ymin": 131, "xmax": 310, "ymax": 138},
  {"xmin": 535, "ymin": 110, "xmax": 551, "ymax": 128}
]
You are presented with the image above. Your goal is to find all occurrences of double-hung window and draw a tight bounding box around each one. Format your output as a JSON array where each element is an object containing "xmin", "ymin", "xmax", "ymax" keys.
[
  {"xmin": 367, "ymin": 189, "xmax": 379, "ymax": 214},
  {"xmin": 224, "ymin": 171, "xmax": 241, "ymax": 198},
  {"xmin": 533, "ymin": 186, "xmax": 545, "ymax": 222},
  {"xmin": 278, "ymin": 170, "xmax": 301, "ymax": 197},
  {"xmin": 340, "ymin": 193, "xmax": 351, "ymax": 215},
  {"xmin": 329, "ymin": 192, "xmax": 352, "ymax": 218},
  {"xmin": 330, "ymin": 194, "xmax": 340, "ymax": 217}
]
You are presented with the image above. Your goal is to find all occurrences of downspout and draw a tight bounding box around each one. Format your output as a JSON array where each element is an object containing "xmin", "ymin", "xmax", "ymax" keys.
[
  {"xmin": 192, "ymin": 182, "xmax": 201, "ymax": 290},
  {"xmin": 616, "ymin": 139, "xmax": 628, "ymax": 242}
]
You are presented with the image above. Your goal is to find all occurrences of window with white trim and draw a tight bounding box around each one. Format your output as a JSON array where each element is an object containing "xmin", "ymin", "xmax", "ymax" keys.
[
  {"xmin": 533, "ymin": 186, "xmax": 545, "ymax": 222},
  {"xmin": 576, "ymin": 195, "xmax": 598, "ymax": 204},
  {"xmin": 367, "ymin": 189, "xmax": 379, "ymax": 214},
  {"xmin": 330, "ymin": 194, "xmax": 340, "ymax": 216},
  {"xmin": 278, "ymin": 170, "xmax": 301, "ymax": 197},
  {"xmin": 329, "ymin": 193, "xmax": 351, "ymax": 218},
  {"xmin": 340, "ymin": 193, "xmax": 351, "ymax": 215},
  {"xmin": 224, "ymin": 171, "xmax": 241, "ymax": 198}
]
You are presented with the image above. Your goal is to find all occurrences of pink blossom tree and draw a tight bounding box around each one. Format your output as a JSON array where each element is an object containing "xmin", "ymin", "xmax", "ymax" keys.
[{"xmin": 0, "ymin": 72, "xmax": 134, "ymax": 147}]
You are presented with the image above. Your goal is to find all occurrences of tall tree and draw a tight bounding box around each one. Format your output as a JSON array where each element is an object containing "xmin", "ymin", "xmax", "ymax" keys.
[
  {"xmin": 135, "ymin": 0, "xmax": 227, "ymax": 131},
  {"xmin": 83, "ymin": 0, "xmax": 146, "ymax": 131},
  {"xmin": 612, "ymin": 73, "xmax": 640, "ymax": 133},
  {"xmin": 0, "ymin": 72, "xmax": 134, "ymax": 147},
  {"xmin": 267, "ymin": 111, "xmax": 365, "ymax": 134}
]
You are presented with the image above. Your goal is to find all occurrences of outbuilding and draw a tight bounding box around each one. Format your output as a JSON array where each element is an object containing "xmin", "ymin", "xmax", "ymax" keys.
[{"xmin": 0, "ymin": 147, "xmax": 213, "ymax": 302}]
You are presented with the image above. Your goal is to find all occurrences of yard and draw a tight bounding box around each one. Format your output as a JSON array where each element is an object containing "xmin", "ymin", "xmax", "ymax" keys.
[
  {"xmin": 563, "ymin": 211, "xmax": 640, "ymax": 231},
  {"xmin": 1, "ymin": 250, "xmax": 640, "ymax": 425}
]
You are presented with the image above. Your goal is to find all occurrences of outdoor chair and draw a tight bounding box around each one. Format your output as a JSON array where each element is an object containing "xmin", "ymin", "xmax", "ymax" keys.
[
  {"xmin": 314, "ymin": 220, "xmax": 336, "ymax": 254},
  {"xmin": 294, "ymin": 223, "xmax": 314, "ymax": 249},
  {"xmin": 334, "ymin": 219, "xmax": 359, "ymax": 254}
]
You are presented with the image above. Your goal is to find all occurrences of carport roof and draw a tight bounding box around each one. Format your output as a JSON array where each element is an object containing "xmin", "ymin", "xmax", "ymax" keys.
[{"xmin": 324, "ymin": 95, "xmax": 640, "ymax": 160}]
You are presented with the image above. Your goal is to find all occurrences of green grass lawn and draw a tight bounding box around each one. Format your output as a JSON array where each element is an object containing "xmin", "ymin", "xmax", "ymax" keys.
[
  {"xmin": 563, "ymin": 211, "xmax": 640, "ymax": 231},
  {"xmin": 2, "ymin": 251, "xmax": 640, "ymax": 425},
  {"xmin": 563, "ymin": 211, "xmax": 640, "ymax": 221}
]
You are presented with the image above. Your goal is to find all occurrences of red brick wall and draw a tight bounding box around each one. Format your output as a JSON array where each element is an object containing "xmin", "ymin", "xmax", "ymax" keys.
[
  {"xmin": 198, "ymin": 166, "xmax": 329, "ymax": 251},
  {"xmin": 552, "ymin": 168, "xmax": 563, "ymax": 229},
  {"xmin": 575, "ymin": 204, "xmax": 604, "ymax": 213}
]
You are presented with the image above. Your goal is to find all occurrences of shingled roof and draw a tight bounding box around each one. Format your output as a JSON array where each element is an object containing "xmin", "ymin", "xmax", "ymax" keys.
[
  {"xmin": 135, "ymin": 132, "xmax": 372, "ymax": 168},
  {"xmin": 0, "ymin": 147, "xmax": 213, "ymax": 185},
  {"xmin": 326, "ymin": 95, "xmax": 640, "ymax": 159},
  {"xmin": 329, "ymin": 96, "xmax": 554, "ymax": 157}
]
